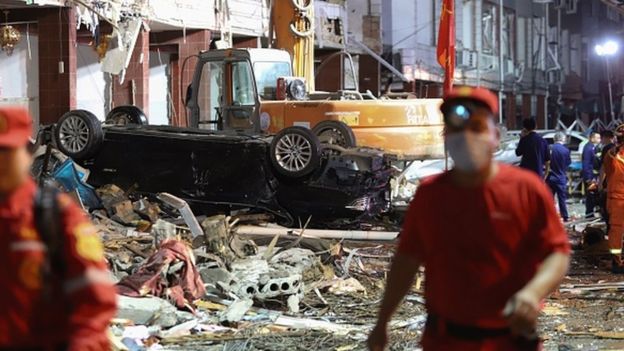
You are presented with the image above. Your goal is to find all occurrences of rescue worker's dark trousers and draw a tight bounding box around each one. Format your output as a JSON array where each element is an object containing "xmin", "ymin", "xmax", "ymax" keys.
[
  {"xmin": 547, "ymin": 180, "xmax": 569, "ymax": 221},
  {"xmin": 586, "ymin": 185, "xmax": 598, "ymax": 217}
]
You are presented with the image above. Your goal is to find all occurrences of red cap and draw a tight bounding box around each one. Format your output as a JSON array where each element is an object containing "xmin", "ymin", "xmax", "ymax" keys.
[
  {"xmin": 441, "ymin": 86, "xmax": 499, "ymax": 115},
  {"xmin": 0, "ymin": 107, "xmax": 33, "ymax": 148}
]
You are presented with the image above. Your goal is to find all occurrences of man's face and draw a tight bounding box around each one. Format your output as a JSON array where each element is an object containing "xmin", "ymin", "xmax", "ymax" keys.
[
  {"xmin": 443, "ymin": 102, "xmax": 499, "ymax": 172},
  {"xmin": 0, "ymin": 146, "xmax": 32, "ymax": 193},
  {"xmin": 590, "ymin": 133, "xmax": 601, "ymax": 145}
]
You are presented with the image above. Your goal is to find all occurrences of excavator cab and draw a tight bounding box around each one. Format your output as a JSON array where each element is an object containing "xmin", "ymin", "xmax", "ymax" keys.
[{"xmin": 187, "ymin": 50, "xmax": 262, "ymax": 133}]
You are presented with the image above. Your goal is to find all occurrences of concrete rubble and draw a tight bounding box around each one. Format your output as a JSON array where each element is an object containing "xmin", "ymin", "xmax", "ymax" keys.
[
  {"xmin": 38, "ymin": 179, "xmax": 617, "ymax": 350},
  {"xmin": 83, "ymin": 181, "xmax": 410, "ymax": 350}
]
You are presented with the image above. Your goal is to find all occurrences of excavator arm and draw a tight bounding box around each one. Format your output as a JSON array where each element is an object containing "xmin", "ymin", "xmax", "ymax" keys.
[{"xmin": 270, "ymin": 0, "xmax": 315, "ymax": 92}]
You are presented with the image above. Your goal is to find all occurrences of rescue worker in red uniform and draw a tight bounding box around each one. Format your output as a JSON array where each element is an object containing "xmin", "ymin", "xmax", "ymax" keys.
[
  {"xmin": 368, "ymin": 87, "xmax": 571, "ymax": 351},
  {"xmin": 602, "ymin": 124, "xmax": 624, "ymax": 273},
  {"xmin": 0, "ymin": 107, "xmax": 117, "ymax": 351}
]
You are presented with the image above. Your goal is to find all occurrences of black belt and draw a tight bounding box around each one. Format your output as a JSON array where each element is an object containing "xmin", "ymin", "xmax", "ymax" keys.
[{"xmin": 426, "ymin": 315, "xmax": 512, "ymax": 340}]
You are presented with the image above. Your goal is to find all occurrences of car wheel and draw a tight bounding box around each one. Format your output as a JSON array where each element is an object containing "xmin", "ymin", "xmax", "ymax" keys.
[
  {"xmin": 270, "ymin": 126, "xmax": 321, "ymax": 178},
  {"xmin": 312, "ymin": 120, "xmax": 357, "ymax": 148},
  {"xmin": 105, "ymin": 105, "xmax": 148, "ymax": 125},
  {"xmin": 54, "ymin": 110, "xmax": 103, "ymax": 160}
]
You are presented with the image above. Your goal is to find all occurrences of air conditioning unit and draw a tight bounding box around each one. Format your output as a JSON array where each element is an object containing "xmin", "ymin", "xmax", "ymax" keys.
[
  {"xmin": 456, "ymin": 50, "xmax": 477, "ymax": 68},
  {"xmin": 480, "ymin": 54, "xmax": 497, "ymax": 70}
]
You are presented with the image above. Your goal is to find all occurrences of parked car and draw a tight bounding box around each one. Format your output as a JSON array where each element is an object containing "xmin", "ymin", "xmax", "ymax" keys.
[
  {"xmin": 405, "ymin": 131, "xmax": 589, "ymax": 181},
  {"xmin": 49, "ymin": 110, "xmax": 394, "ymax": 228},
  {"xmin": 401, "ymin": 136, "xmax": 522, "ymax": 183}
]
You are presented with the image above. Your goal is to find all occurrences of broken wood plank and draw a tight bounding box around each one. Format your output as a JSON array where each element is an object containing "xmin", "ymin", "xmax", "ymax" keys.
[
  {"xmin": 234, "ymin": 225, "xmax": 399, "ymax": 241},
  {"xmin": 560, "ymin": 281, "xmax": 624, "ymax": 292}
]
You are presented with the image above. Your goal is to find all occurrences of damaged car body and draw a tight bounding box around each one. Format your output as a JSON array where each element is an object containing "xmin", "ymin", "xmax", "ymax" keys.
[
  {"xmin": 88, "ymin": 125, "xmax": 393, "ymax": 226},
  {"xmin": 42, "ymin": 49, "xmax": 395, "ymax": 227}
]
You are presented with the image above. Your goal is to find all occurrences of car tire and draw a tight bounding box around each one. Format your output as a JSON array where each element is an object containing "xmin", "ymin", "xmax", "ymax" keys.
[
  {"xmin": 270, "ymin": 126, "xmax": 321, "ymax": 178},
  {"xmin": 105, "ymin": 105, "xmax": 148, "ymax": 125},
  {"xmin": 312, "ymin": 120, "xmax": 357, "ymax": 148},
  {"xmin": 54, "ymin": 110, "xmax": 103, "ymax": 160}
]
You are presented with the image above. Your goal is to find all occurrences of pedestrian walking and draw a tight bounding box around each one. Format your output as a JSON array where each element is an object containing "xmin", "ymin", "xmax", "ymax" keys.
[
  {"xmin": 602, "ymin": 124, "xmax": 624, "ymax": 273},
  {"xmin": 546, "ymin": 132, "xmax": 572, "ymax": 222},
  {"xmin": 582, "ymin": 131, "xmax": 601, "ymax": 217},
  {"xmin": 516, "ymin": 118, "xmax": 550, "ymax": 178},
  {"xmin": 368, "ymin": 87, "xmax": 570, "ymax": 351},
  {"xmin": 0, "ymin": 107, "xmax": 116, "ymax": 351}
]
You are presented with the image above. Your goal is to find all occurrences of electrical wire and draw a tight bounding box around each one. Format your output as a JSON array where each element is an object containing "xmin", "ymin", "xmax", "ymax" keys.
[{"xmin": 391, "ymin": 20, "xmax": 436, "ymax": 48}]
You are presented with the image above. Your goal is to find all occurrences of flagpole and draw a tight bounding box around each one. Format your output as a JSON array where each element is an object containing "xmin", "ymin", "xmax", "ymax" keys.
[{"xmin": 498, "ymin": 0, "xmax": 504, "ymax": 124}]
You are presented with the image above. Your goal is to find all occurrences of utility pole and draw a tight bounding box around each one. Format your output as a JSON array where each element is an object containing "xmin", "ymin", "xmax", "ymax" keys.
[
  {"xmin": 557, "ymin": 4, "xmax": 562, "ymax": 127},
  {"xmin": 606, "ymin": 57, "xmax": 615, "ymax": 120},
  {"xmin": 544, "ymin": 1, "xmax": 549, "ymax": 129}
]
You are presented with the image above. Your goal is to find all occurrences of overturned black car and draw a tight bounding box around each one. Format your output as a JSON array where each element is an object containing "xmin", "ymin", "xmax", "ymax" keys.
[{"xmin": 46, "ymin": 109, "xmax": 393, "ymax": 227}]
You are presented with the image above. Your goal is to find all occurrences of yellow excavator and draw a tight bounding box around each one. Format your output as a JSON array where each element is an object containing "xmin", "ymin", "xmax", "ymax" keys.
[
  {"xmin": 264, "ymin": 0, "xmax": 444, "ymax": 158},
  {"xmin": 186, "ymin": 0, "xmax": 444, "ymax": 164}
]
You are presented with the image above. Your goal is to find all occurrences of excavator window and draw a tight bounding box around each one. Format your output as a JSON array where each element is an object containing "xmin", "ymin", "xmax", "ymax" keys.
[
  {"xmin": 253, "ymin": 62, "xmax": 292, "ymax": 100},
  {"xmin": 231, "ymin": 61, "xmax": 255, "ymax": 106},
  {"xmin": 197, "ymin": 61, "xmax": 224, "ymax": 130}
]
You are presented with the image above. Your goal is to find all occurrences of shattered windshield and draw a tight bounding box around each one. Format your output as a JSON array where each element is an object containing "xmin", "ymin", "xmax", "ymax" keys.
[{"xmin": 253, "ymin": 62, "xmax": 291, "ymax": 100}]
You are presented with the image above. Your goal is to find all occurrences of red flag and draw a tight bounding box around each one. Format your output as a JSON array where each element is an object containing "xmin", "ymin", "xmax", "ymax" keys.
[{"xmin": 437, "ymin": 0, "xmax": 456, "ymax": 95}]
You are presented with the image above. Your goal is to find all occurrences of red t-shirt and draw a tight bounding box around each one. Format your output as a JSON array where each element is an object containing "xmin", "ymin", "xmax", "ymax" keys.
[{"xmin": 398, "ymin": 164, "xmax": 570, "ymax": 328}]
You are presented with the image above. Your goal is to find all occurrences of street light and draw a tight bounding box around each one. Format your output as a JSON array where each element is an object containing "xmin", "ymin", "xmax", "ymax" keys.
[{"xmin": 595, "ymin": 40, "xmax": 619, "ymax": 120}]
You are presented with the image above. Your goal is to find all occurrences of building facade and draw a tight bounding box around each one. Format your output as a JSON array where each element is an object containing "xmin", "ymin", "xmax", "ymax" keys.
[
  {"xmin": 0, "ymin": 0, "xmax": 384, "ymax": 127},
  {"xmin": 382, "ymin": 0, "xmax": 624, "ymax": 129},
  {"xmin": 552, "ymin": 0, "xmax": 624, "ymax": 127}
]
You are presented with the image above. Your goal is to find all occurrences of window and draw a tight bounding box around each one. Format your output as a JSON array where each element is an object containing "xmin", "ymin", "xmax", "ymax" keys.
[
  {"xmin": 503, "ymin": 9, "xmax": 515, "ymax": 60},
  {"xmin": 231, "ymin": 61, "xmax": 255, "ymax": 106},
  {"xmin": 253, "ymin": 62, "xmax": 292, "ymax": 100},
  {"xmin": 565, "ymin": 0, "xmax": 577, "ymax": 14},
  {"xmin": 568, "ymin": 136, "xmax": 583, "ymax": 152},
  {"xmin": 462, "ymin": 0, "xmax": 476, "ymax": 50},
  {"xmin": 607, "ymin": 6, "xmax": 620, "ymax": 21},
  {"xmin": 482, "ymin": 2, "xmax": 497, "ymax": 55},
  {"xmin": 197, "ymin": 61, "xmax": 224, "ymax": 128}
]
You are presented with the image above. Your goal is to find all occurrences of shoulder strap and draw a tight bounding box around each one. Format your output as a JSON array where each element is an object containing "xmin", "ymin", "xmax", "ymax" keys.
[{"xmin": 34, "ymin": 186, "xmax": 66, "ymax": 278}]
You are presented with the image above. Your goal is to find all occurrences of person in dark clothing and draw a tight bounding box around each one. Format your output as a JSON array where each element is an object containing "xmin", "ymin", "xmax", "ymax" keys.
[
  {"xmin": 600, "ymin": 130, "xmax": 616, "ymax": 168},
  {"xmin": 516, "ymin": 118, "xmax": 550, "ymax": 178},
  {"xmin": 600, "ymin": 130, "xmax": 616, "ymax": 226},
  {"xmin": 582, "ymin": 131, "xmax": 602, "ymax": 217},
  {"xmin": 546, "ymin": 132, "xmax": 572, "ymax": 221}
]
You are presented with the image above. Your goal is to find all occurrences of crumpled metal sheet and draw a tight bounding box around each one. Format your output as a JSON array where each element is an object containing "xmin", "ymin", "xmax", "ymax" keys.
[
  {"xmin": 101, "ymin": 17, "xmax": 143, "ymax": 77},
  {"xmin": 117, "ymin": 239, "xmax": 206, "ymax": 310}
]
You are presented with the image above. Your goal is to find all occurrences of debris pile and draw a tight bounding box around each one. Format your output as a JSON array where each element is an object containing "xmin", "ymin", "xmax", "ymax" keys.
[{"xmin": 78, "ymin": 181, "xmax": 424, "ymax": 350}]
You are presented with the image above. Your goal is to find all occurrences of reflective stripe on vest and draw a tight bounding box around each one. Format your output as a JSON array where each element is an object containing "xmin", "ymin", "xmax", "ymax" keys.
[
  {"xmin": 10, "ymin": 241, "xmax": 47, "ymax": 252},
  {"xmin": 64, "ymin": 267, "xmax": 112, "ymax": 294}
]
